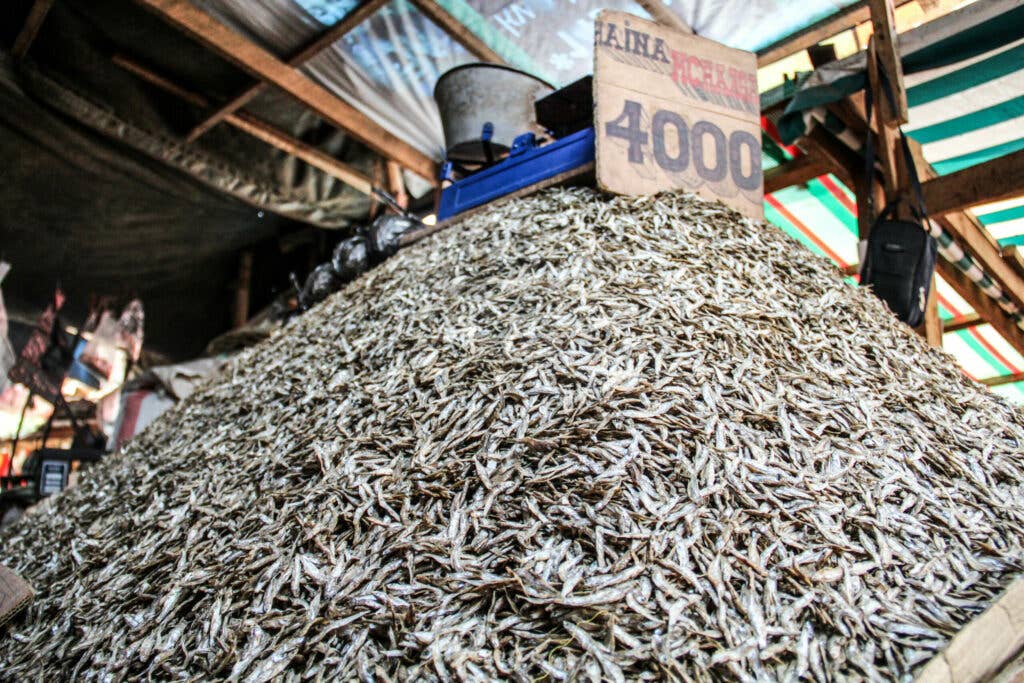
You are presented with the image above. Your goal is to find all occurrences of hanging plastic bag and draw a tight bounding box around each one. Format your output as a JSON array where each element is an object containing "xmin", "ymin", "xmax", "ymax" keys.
[
  {"xmin": 366, "ymin": 215, "xmax": 417, "ymax": 262},
  {"xmin": 80, "ymin": 311, "xmax": 119, "ymax": 380},
  {"xmin": 300, "ymin": 263, "xmax": 340, "ymax": 309},
  {"xmin": 331, "ymin": 236, "xmax": 369, "ymax": 282}
]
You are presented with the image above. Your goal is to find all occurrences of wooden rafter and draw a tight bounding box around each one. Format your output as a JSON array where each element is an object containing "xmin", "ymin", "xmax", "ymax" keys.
[
  {"xmin": 756, "ymin": 0, "xmax": 915, "ymax": 66},
  {"xmin": 943, "ymin": 312, "xmax": 981, "ymax": 333},
  {"xmin": 12, "ymin": 0, "xmax": 56, "ymax": 59},
  {"xmin": 187, "ymin": 0, "xmax": 389, "ymax": 142},
  {"xmin": 981, "ymin": 371, "xmax": 1024, "ymax": 387},
  {"xmin": 133, "ymin": 0, "xmax": 437, "ymax": 183},
  {"xmin": 763, "ymin": 153, "xmax": 831, "ymax": 194},
  {"xmin": 937, "ymin": 259, "xmax": 1024, "ymax": 358},
  {"xmin": 113, "ymin": 54, "xmax": 375, "ymax": 195},
  {"xmin": 920, "ymin": 149, "xmax": 1024, "ymax": 216},
  {"xmin": 407, "ymin": 0, "xmax": 508, "ymax": 63}
]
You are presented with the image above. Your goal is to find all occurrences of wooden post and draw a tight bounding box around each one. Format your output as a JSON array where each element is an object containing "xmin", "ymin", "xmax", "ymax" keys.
[
  {"xmin": 12, "ymin": 0, "xmax": 56, "ymax": 59},
  {"xmin": 866, "ymin": 0, "xmax": 908, "ymax": 125},
  {"xmin": 233, "ymin": 251, "xmax": 253, "ymax": 328},
  {"xmin": 386, "ymin": 161, "xmax": 408, "ymax": 210}
]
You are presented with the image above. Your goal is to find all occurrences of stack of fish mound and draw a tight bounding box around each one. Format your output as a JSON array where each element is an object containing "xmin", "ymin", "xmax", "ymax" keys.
[{"xmin": 2, "ymin": 188, "xmax": 1023, "ymax": 681}]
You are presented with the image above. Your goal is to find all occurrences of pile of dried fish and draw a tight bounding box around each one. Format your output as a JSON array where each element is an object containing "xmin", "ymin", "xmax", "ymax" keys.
[{"xmin": 2, "ymin": 188, "xmax": 1023, "ymax": 681}]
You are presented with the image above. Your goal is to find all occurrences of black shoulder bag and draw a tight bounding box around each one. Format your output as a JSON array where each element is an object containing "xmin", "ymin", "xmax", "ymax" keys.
[{"xmin": 859, "ymin": 67, "xmax": 938, "ymax": 329}]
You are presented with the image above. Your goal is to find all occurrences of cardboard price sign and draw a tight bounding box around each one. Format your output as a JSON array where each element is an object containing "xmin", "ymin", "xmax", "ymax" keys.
[{"xmin": 594, "ymin": 11, "xmax": 763, "ymax": 218}]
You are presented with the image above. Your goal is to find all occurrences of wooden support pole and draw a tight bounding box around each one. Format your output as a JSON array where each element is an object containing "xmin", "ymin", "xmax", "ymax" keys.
[
  {"xmin": 920, "ymin": 149, "xmax": 1024, "ymax": 216},
  {"xmin": 133, "ymin": 0, "xmax": 437, "ymax": 183},
  {"xmin": 407, "ymin": 0, "xmax": 508, "ymax": 63},
  {"xmin": 866, "ymin": 0, "xmax": 908, "ymax": 125},
  {"xmin": 187, "ymin": 0, "xmax": 389, "ymax": 142},
  {"xmin": 112, "ymin": 54, "xmax": 375, "ymax": 195},
  {"xmin": 633, "ymin": 0, "xmax": 693, "ymax": 33},
  {"xmin": 865, "ymin": 38, "xmax": 900, "ymax": 202},
  {"xmin": 233, "ymin": 251, "xmax": 253, "ymax": 328},
  {"xmin": 386, "ymin": 161, "xmax": 408, "ymax": 209},
  {"xmin": 12, "ymin": 0, "xmax": 56, "ymax": 59}
]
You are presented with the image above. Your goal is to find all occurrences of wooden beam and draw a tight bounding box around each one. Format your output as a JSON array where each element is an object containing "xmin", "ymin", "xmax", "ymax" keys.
[
  {"xmin": 233, "ymin": 251, "xmax": 253, "ymax": 329},
  {"xmin": 801, "ymin": 126, "xmax": 857, "ymax": 190},
  {"xmin": 187, "ymin": 0, "xmax": 388, "ymax": 142},
  {"xmin": 133, "ymin": 0, "xmax": 437, "ymax": 183},
  {"xmin": 407, "ymin": 0, "xmax": 508, "ymax": 62},
  {"xmin": 937, "ymin": 259, "xmax": 1024, "ymax": 358},
  {"xmin": 867, "ymin": 0, "xmax": 908, "ymax": 125},
  {"xmin": 763, "ymin": 153, "xmax": 831, "ymax": 194},
  {"xmin": 920, "ymin": 149, "xmax": 1024, "ymax": 216},
  {"xmin": 866, "ymin": 38, "xmax": 900, "ymax": 201},
  {"xmin": 633, "ymin": 0, "xmax": 693, "ymax": 34},
  {"xmin": 756, "ymin": 0, "xmax": 915, "ymax": 66},
  {"xmin": 228, "ymin": 113, "xmax": 373, "ymax": 193},
  {"xmin": 943, "ymin": 312, "xmax": 981, "ymax": 333},
  {"xmin": 113, "ymin": 54, "xmax": 375, "ymax": 195},
  {"xmin": 980, "ymin": 371, "xmax": 1024, "ymax": 387},
  {"xmin": 12, "ymin": 0, "xmax": 56, "ymax": 59}
]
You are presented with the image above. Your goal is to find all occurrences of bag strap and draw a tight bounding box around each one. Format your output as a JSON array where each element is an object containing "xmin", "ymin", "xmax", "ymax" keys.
[{"xmin": 864, "ymin": 51, "xmax": 928, "ymax": 223}]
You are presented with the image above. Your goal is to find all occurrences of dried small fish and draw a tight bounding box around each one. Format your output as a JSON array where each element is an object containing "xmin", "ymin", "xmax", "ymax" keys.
[{"xmin": 2, "ymin": 188, "xmax": 1023, "ymax": 681}]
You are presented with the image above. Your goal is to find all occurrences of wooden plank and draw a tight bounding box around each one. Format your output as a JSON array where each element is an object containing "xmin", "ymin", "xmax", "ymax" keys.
[
  {"xmin": 903, "ymin": 138, "xmax": 1024, "ymax": 314},
  {"xmin": 113, "ymin": 54, "xmax": 375, "ymax": 195},
  {"xmin": 11, "ymin": 0, "xmax": 56, "ymax": 59},
  {"xmin": 228, "ymin": 112, "xmax": 373, "ymax": 193},
  {"xmin": 867, "ymin": 0, "xmax": 908, "ymax": 125},
  {"xmin": 756, "ymin": 0, "xmax": 916, "ymax": 66},
  {"xmin": 594, "ymin": 10, "xmax": 762, "ymax": 218},
  {"xmin": 133, "ymin": 0, "xmax": 437, "ymax": 183},
  {"xmin": 632, "ymin": 0, "xmax": 693, "ymax": 34},
  {"xmin": 0, "ymin": 565, "xmax": 33, "ymax": 628},
  {"xmin": 944, "ymin": 312, "xmax": 981, "ymax": 333},
  {"xmin": 763, "ymin": 153, "xmax": 830, "ymax": 194},
  {"xmin": 407, "ymin": 0, "xmax": 506, "ymax": 63},
  {"xmin": 937, "ymin": 259, "xmax": 1024, "ymax": 358},
  {"xmin": 187, "ymin": 0, "xmax": 389, "ymax": 142},
  {"xmin": 920, "ymin": 149, "xmax": 1024, "ymax": 216},
  {"xmin": 981, "ymin": 372, "xmax": 1024, "ymax": 387}
]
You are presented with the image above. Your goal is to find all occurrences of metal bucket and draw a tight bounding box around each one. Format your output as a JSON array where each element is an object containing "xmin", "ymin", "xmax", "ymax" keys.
[{"xmin": 434, "ymin": 63, "xmax": 554, "ymax": 164}]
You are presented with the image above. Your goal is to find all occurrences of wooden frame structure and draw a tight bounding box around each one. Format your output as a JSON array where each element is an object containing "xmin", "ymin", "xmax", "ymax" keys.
[
  {"xmin": 763, "ymin": 0, "xmax": 1024, "ymax": 367},
  {"xmin": 13, "ymin": 0, "xmax": 1024, "ymax": 383}
]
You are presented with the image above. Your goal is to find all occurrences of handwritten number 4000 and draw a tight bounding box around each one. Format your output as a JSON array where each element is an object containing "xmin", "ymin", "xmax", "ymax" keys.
[{"xmin": 605, "ymin": 100, "xmax": 761, "ymax": 190}]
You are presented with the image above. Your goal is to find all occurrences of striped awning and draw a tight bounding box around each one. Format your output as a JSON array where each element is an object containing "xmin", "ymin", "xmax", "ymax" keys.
[{"xmin": 761, "ymin": 1, "xmax": 1024, "ymax": 401}]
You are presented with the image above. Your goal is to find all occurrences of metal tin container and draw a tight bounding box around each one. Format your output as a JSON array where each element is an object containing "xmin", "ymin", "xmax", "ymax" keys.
[{"xmin": 434, "ymin": 63, "xmax": 554, "ymax": 164}]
